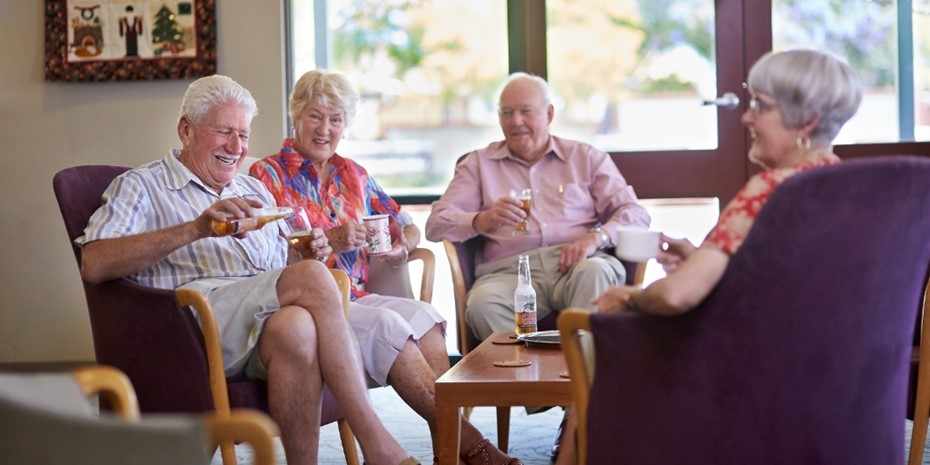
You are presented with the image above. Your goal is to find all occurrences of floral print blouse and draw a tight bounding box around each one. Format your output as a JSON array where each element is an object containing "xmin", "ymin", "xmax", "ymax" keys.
[
  {"xmin": 704, "ymin": 152, "xmax": 841, "ymax": 255},
  {"xmin": 249, "ymin": 138, "xmax": 412, "ymax": 299}
]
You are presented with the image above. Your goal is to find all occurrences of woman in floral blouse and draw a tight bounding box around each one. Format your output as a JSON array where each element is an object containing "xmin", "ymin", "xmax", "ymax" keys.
[
  {"xmin": 593, "ymin": 49, "xmax": 863, "ymax": 317},
  {"xmin": 553, "ymin": 49, "xmax": 864, "ymax": 465},
  {"xmin": 251, "ymin": 70, "xmax": 522, "ymax": 465}
]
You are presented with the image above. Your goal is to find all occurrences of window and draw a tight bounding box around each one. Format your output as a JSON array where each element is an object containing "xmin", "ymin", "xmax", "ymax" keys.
[
  {"xmin": 772, "ymin": 0, "xmax": 930, "ymax": 142},
  {"xmin": 289, "ymin": 0, "xmax": 508, "ymax": 196},
  {"xmin": 546, "ymin": 0, "xmax": 719, "ymax": 152}
]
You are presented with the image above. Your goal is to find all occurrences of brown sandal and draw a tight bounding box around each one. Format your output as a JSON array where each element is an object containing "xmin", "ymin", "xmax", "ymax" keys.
[{"xmin": 462, "ymin": 439, "xmax": 523, "ymax": 465}]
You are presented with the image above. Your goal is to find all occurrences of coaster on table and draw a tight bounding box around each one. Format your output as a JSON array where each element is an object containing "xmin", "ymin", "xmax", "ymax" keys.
[
  {"xmin": 492, "ymin": 337, "xmax": 521, "ymax": 345},
  {"xmin": 559, "ymin": 371, "xmax": 571, "ymax": 378},
  {"xmin": 493, "ymin": 359, "xmax": 532, "ymax": 368}
]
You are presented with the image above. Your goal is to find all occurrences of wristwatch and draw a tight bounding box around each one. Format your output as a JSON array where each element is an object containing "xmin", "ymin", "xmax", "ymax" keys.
[{"xmin": 590, "ymin": 226, "xmax": 610, "ymax": 249}]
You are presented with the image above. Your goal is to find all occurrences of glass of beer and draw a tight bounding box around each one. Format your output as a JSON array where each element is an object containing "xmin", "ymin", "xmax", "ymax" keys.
[
  {"xmin": 284, "ymin": 208, "xmax": 319, "ymax": 261},
  {"xmin": 509, "ymin": 188, "xmax": 533, "ymax": 235}
]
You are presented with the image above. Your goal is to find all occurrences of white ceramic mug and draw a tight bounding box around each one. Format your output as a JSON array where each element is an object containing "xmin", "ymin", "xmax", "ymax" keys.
[
  {"xmin": 362, "ymin": 214, "xmax": 392, "ymax": 255},
  {"xmin": 614, "ymin": 227, "xmax": 661, "ymax": 262}
]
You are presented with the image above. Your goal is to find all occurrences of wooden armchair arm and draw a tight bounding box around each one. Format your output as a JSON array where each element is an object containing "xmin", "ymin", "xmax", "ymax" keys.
[
  {"xmin": 407, "ymin": 247, "xmax": 435, "ymax": 303},
  {"xmin": 176, "ymin": 289, "xmax": 232, "ymax": 420},
  {"xmin": 558, "ymin": 310, "xmax": 593, "ymax": 465},
  {"xmin": 205, "ymin": 409, "xmax": 281, "ymax": 465},
  {"xmin": 330, "ymin": 268, "xmax": 351, "ymax": 314},
  {"xmin": 72, "ymin": 365, "xmax": 140, "ymax": 421},
  {"xmin": 908, "ymin": 278, "xmax": 930, "ymax": 465},
  {"xmin": 631, "ymin": 261, "xmax": 647, "ymax": 286},
  {"xmin": 442, "ymin": 239, "xmax": 470, "ymax": 355}
]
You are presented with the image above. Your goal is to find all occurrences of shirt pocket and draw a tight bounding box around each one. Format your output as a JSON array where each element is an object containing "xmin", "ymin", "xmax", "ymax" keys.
[{"xmin": 558, "ymin": 182, "xmax": 594, "ymax": 217}]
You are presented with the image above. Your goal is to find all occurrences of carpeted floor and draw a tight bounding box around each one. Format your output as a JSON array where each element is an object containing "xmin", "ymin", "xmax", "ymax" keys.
[
  {"xmin": 212, "ymin": 387, "xmax": 930, "ymax": 464},
  {"xmin": 211, "ymin": 385, "xmax": 564, "ymax": 465}
]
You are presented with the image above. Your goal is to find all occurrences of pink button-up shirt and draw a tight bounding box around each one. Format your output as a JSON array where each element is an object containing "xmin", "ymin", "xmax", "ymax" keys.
[{"xmin": 425, "ymin": 136, "xmax": 650, "ymax": 265}]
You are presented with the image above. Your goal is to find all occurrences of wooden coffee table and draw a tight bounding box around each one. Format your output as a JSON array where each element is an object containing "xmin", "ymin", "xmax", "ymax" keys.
[{"xmin": 435, "ymin": 332, "xmax": 572, "ymax": 465}]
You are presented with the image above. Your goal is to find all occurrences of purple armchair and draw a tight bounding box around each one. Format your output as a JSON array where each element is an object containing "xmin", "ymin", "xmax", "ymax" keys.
[
  {"xmin": 52, "ymin": 165, "xmax": 359, "ymax": 465},
  {"xmin": 560, "ymin": 157, "xmax": 930, "ymax": 465}
]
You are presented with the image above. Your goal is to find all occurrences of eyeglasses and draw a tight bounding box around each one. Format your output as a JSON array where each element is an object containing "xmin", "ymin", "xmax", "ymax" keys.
[{"xmin": 748, "ymin": 97, "xmax": 778, "ymax": 114}]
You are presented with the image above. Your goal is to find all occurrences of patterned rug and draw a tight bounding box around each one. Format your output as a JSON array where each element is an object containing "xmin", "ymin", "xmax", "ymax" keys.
[{"xmin": 211, "ymin": 385, "xmax": 564, "ymax": 465}]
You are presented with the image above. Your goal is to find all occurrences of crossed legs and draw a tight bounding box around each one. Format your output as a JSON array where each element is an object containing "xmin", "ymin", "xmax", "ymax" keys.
[{"xmin": 271, "ymin": 260, "xmax": 410, "ymax": 465}]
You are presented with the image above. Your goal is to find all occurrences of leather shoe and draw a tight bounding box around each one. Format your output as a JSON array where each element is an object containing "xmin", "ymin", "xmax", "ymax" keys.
[
  {"xmin": 551, "ymin": 415, "xmax": 567, "ymax": 462},
  {"xmin": 463, "ymin": 438, "xmax": 523, "ymax": 465}
]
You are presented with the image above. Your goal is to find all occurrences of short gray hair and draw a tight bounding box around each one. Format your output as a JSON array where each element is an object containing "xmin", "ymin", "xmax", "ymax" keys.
[
  {"xmin": 289, "ymin": 70, "xmax": 359, "ymax": 126},
  {"xmin": 179, "ymin": 75, "xmax": 258, "ymax": 125},
  {"xmin": 499, "ymin": 72, "xmax": 553, "ymax": 108},
  {"xmin": 747, "ymin": 49, "xmax": 862, "ymax": 148}
]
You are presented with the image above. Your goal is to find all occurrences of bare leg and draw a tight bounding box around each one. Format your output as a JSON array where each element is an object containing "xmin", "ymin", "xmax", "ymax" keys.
[
  {"xmin": 417, "ymin": 324, "xmax": 451, "ymax": 378},
  {"xmin": 553, "ymin": 410, "xmax": 577, "ymax": 465},
  {"xmin": 388, "ymin": 339, "xmax": 516, "ymax": 464},
  {"xmin": 277, "ymin": 260, "xmax": 407, "ymax": 465},
  {"xmin": 260, "ymin": 306, "xmax": 323, "ymax": 465}
]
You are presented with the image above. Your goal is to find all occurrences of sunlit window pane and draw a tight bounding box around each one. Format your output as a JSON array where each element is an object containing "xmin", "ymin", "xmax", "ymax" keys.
[
  {"xmin": 546, "ymin": 0, "xmax": 718, "ymax": 152},
  {"xmin": 290, "ymin": 0, "xmax": 508, "ymax": 195},
  {"xmin": 772, "ymin": 0, "xmax": 930, "ymax": 143}
]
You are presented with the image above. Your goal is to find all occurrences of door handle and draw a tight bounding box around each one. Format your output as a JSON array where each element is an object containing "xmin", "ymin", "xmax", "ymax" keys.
[{"xmin": 701, "ymin": 92, "xmax": 740, "ymax": 111}]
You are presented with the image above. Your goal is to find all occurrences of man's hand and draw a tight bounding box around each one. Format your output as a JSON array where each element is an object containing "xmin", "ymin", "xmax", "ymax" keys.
[
  {"xmin": 557, "ymin": 232, "xmax": 601, "ymax": 273},
  {"xmin": 472, "ymin": 196, "xmax": 526, "ymax": 233},
  {"xmin": 308, "ymin": 227, "xmax": 332, "ymax": 261},
  {"xmin": 200, "ymin": 196, "xmax": 264, "ymax": 239},
  {"xmin": 326, "ymin": 222, "xmax": 367, "ymax": 254}
]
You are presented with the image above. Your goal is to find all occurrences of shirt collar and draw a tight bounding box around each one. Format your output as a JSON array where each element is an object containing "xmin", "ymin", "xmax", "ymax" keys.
[
  {"xmin": 488, "ymin": 136, "xmax": 563, "ymax": 164},
  {"xmin": 279, "ymin": 138, "xmax": 347, "ymax": 177},
  {"xmin": 165, "ymin": 149, "xmax": 246, "ymax": 198}
]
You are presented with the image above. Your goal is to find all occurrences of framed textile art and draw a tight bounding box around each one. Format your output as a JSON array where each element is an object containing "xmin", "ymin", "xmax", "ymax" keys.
[{"xmin": 45, "ymin": 0, "xmax": 216, "ymax": 82}]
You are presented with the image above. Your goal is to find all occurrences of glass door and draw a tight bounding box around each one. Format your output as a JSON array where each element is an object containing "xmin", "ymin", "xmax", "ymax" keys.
[{"xmin": 542, "ymin": 0, "xmax": 750, "ymax": 205}]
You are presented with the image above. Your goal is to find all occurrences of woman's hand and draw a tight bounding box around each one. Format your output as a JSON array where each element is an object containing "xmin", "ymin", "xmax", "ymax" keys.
[
  {"xmin": 326, "ymin": 222, "xmax": 367, "ymax": 254},
  {"xmin": 375, "ymin": 221, "xmax": 409, "ymax": 268},
  {"xmin": 657, "ymin": 234, "xmax": 697, "ymax": 274},
  {"xmin": 592, "ymin": 286, "xmax": 637, "ymax": 314}
]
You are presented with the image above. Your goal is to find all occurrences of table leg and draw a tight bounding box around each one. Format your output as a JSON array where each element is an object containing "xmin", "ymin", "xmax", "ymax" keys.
[
  {"xmin": 437, "ymin": 405, "xmax": 461, "ymax": 465},
  {"xmin": 496, "ymin": 406, "xmax": 511, "ymax": 453}
]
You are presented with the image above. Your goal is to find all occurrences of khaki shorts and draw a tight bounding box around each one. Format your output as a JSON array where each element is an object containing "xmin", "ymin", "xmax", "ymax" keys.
[{"xmin": 179, "ymin": 268, "xmax": 285, "ymax": 380}]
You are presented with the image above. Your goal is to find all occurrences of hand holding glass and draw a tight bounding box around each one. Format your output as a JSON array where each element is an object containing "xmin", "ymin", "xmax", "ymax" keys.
[
  {"xmin": 284, "ymin": 208, "xmax": 320, "ymax": 261},
  {"xmin": 509, "ymin": 188, "xmax": 532, "ymax": 235}
]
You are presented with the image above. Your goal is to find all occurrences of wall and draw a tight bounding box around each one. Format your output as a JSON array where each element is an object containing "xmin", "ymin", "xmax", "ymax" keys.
[{"xmin": 0, "ymin": 0, "xmax": 288, "ymax": 362}]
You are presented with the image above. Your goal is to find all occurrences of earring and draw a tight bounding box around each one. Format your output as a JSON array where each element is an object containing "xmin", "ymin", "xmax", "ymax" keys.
[{"xmin": 795, "ymin": 135, "xmax": 811, "ymax": 151}]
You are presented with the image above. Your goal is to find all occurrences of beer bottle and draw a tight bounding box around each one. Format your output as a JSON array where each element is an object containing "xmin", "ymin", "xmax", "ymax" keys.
[
  {"xmin": 514, "ymin": 254, "xmax": 538, "ymax": 335},
  {"xmin": 211, "ymin": 206, "xmax": 295, "ymax": 236}
]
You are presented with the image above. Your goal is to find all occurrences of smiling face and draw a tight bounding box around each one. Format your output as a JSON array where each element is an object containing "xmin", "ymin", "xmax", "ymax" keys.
[
  {"xmin": 498, "ymin": 78, "xmax": 554, "ymax": 163},
  {"xmin": 178, "ymin": 102, "xmax": 252, "ymax": 192},
  {"xmin": 741, "ymin": 91, "xmax": 799, "ymax": 169},
  {"xmin": 292, "ymin": 100, "xmax": 345, "ymax": 165}
]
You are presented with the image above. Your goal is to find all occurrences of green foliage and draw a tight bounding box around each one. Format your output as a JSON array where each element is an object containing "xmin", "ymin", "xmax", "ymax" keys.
[
  {"xmin": 331, "ymin": 0, "xmax": 425, "ymax": 74},
  {"xmin": 635, "ymin": 0, "xmax": 713, "ymax": 60}
]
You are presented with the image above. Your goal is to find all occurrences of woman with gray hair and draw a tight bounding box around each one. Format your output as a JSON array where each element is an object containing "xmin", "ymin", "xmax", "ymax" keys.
[
  {"xmin": 554, "ymin": 49, "xmax": 862, "ymax": 465},
  {"xmin": 594, "ymin": 48, "xmax": 862, "ymax": 316},
  {"xmin": 251, "ymin": 69, "xmax": 522, "ymax": 465}
]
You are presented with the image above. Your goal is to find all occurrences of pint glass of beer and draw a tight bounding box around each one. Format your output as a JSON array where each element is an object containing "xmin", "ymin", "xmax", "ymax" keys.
[
  {"xmin": 509, "ymin": 188, "xmax": 532, "ymax": 235},
  {"xmin": 284, "ymin": 208, "xmax": 319, "ymax": 261}
]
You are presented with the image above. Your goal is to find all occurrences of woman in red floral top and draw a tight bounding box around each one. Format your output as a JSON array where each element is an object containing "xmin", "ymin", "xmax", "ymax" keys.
[
  {"xmin": 553, "ymin": 49, "xmax": 864, "ymax": 465},
  {"xmin": 594, "ymin": 49, "xmax": 862, "ymax": 317},
  {"xmin": 251, "ymin": 70, "xmax": 522, "ymax": 465}
]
